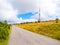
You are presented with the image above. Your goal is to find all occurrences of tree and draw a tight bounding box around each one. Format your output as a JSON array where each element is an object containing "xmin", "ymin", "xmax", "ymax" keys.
[
  {"xmin": 4, "ymin": 20, "xmax": 7, "ymax": 24},
  {"xmin": 56, "ymin": 18, "xmax": 59, "ymax": 23}
]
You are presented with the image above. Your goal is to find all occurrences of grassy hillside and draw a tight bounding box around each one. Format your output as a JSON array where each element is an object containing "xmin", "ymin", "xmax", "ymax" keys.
[
  {"xmin": 0, "ymin": 22, "xmax": 11, "ymax": 45},
  {"xmin": 17, "ymin": 21, "xmax": 60, "ymax": 40}
]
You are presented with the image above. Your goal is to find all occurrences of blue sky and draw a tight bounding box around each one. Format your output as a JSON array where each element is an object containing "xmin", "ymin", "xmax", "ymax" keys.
[
  {"xmin": 0, "ymin": 0, "xmax": 60, "ymax": 24},
  {"xmin": 17, "ymin": 12, "xmax": 34, "ymax": 19},
  {"xmin": 17, "ymin": 12, "xmax": 38, "ymax": 19}
]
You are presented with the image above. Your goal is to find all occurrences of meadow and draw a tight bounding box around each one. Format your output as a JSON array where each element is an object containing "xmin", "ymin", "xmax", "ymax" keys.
[
  {"xmin": 0, "ymin": 21, "xmax": 11, "ymax": 45},
  {"xmin": 17, "ymin": 20, "xmax": 60, "ymax": 40}
]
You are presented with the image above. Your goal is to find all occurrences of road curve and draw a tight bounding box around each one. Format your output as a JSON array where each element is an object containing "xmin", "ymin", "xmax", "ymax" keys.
[{"xmin": 8, "ymin": 25, "xmax": 60, "ymax": 45}]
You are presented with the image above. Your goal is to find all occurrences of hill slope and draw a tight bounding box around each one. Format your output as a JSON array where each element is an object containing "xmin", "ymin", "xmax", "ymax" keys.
[{"xmin": 17, "ymin": 21, "xmax": 60, "ymax": 40}]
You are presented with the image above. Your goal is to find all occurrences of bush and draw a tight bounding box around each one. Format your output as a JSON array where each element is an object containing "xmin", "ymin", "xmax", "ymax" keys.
[
  {"xmin": 0, "ymin": 21, "xmax": 10, "ymax": 40},
  {"xmin": 56, "ymin": 18, "xmax": 59, "ymax": 23}
]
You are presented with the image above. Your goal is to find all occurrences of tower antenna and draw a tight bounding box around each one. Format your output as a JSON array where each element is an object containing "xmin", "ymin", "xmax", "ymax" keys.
[{"xmin": 38, "ymin": 8, "xmax": 40, "ymax": 22}]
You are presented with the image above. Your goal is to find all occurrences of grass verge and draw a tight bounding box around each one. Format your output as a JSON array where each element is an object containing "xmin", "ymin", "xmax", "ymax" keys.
[
  {"xmin": 0, "ymin": 26, "xmax": 12, "ymax": 45},
  {"xmin": 0, "ymin": 21, "xmax": 12, "ymax": 45},
  {"xmin": 17, "ymin": 21, "xmax": 60, "ymax": 40}
]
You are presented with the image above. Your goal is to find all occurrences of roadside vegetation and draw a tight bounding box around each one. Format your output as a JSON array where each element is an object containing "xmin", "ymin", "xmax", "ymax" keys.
[
  {"xmin": 0, "ymin": 21, "xmax": 11, "ymax": 45},
  {"xmin": 17, "ymin": 20, "xmax": 60, "ymax": 40}
]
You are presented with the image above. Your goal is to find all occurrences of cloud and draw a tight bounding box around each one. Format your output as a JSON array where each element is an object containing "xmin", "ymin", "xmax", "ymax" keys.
[
  {"xmin": 0, "ymin": 0, "xmax": 23, "ymax": 24},
  {"xmin": 0, "ymin": 0, "xmax": 39, "ymax": 23},
  {"xmin": 8, "ymin": 0, "xmax": 39, "ymax": 13},
  {"xmin": 31, "ymin": 0, "xmax": 60, "ymax": 21},
  {"xmin": 0, "ymin": 0, "xmax": 60, "ymax": 24}
]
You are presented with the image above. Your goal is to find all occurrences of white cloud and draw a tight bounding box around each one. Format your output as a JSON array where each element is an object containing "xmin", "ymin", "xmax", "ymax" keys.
[
  {"xmin": 8, "ymin": 0, "xmax": 38, "ymax": 13},
  {"xmin": 31, "ymin": 0, "xmax": 60, "ymax": 21},
  {"xmin": 0, "ymin": 0, "xmax": 39, "ymax": 24},
  {"xmin": 23, "ymin": 18, "xmax": 37, "ymax": 22},
  {"xmin": 0, "ymin": 0, "xmax": 60, "ymax": 24},
  {"xmin": 0, "ymin": 0, "xmax": 23, "ymax": 24}
]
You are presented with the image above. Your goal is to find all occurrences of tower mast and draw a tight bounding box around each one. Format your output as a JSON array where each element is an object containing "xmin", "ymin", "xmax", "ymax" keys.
[{"xmin": 38, "ymin": 8, "xmax": 40, "ymax": 22}]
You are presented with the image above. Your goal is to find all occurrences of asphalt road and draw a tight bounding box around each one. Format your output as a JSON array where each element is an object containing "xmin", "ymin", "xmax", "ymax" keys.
[{"xmin": 8, "ymin": 25, "xmax": 60, "ymax": 45}]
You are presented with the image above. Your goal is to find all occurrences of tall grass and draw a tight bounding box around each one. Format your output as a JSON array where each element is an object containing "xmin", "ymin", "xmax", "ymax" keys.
[
  {"xmin": 17, "ymin": 21, "xmax": 60, "ymax": 40},
  {"xmin": 0, "ymin": 21, "xmax": 11, "ymax": 45}
]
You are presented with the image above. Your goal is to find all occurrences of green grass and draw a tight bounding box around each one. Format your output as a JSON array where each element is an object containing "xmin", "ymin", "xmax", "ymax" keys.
[
  {"xmin": 0, "ymin": 40, "xmax": 8, "ymax": 45},
  {"xmin": 17, "ymin": 21, "xmax": 60, "ymax": 40},
  {"xmin": 0, "ymin": 22, "xmax": 11, "ymax": 45}
]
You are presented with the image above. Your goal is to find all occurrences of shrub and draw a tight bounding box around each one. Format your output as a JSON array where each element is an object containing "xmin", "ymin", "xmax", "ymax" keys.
[
  {"xmin": 56, "ymin": 18, "xmax": 59, "ymax": 23},
  {"xmin": 0, "ymin": 21, "xmax": 10, "ymax": 40}
]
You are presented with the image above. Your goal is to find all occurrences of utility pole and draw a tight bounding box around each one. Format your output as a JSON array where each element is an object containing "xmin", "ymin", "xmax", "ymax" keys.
[{"xmin": 38, "ymin": 8, "xmax": 40, "ymax": 22}]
